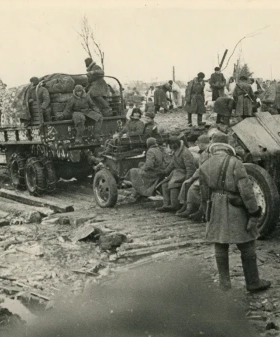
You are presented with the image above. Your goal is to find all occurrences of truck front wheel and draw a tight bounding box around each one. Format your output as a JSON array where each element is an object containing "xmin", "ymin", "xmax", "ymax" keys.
[{"xmin": 93, "ymin": 169, "xmax": 118, "ymax": 207}]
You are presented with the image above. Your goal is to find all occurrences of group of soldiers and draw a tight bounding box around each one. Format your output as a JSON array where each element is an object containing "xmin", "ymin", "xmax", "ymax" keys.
[
  {"xmin": 125, "ymin": 130, "xmax": 271, "ymax": 294},
  {"xmin": 27, "ymin": 58, "xmax": 113, "ymax": 143},
  {"xmin": 186, "ymin": 67, "xmax": 260, "ymax": 127},
  {"xmin": 143, "ymin": 67, "xmax": 260, "ymax": 128}
]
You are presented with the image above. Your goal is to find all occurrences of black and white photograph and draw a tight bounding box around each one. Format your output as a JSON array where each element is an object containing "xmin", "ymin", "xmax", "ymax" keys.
[{"xmin": 0, "ymin": 0, "xmax": 279, "ymax": 336}]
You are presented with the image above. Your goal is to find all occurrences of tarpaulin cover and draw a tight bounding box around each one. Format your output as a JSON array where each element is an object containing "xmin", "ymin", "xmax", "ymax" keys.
[{"xmin": 0, "ymin": 73, "xmax": 88, "ymax": 126}]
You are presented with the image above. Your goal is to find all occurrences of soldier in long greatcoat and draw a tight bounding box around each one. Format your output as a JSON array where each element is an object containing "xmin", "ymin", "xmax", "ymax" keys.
[
  {"xmin": 125, "ymin": 138, "xmax": 166, "ymax": 197},
  {"xmin": 156, "ymin": 137, "xmax": 196, "ymax": 212},
  {"xmin": 233, "ymin": 76, "xmax": 256, "ymax": 118},
  {"xmin": 199, "ymin": 132, "xmax": 271, "ymax": 292},
  {"xmin": 185, "ymin": 72, "xmax": 206, "ymax": 126}
]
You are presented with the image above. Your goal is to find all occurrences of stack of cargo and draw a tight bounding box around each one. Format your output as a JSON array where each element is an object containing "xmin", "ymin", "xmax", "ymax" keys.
[{"xmin": 0, "ymin": 73, "xmax": 123, "ymax": 126}]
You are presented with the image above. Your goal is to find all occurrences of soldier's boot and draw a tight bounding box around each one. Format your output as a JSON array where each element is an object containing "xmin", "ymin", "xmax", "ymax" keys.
[
  {"xmin": 215, "ymin": 257, "xmax": 232, "ymax": 291},
  {"xmin": 197, "ymin": 114, "xmax": 206, "ymax": 126},
  {"xmin": 215, "ymin": 243, "xmax": 231, "ymax": 291},
  {"xmin": 164, "ymin": 188, "xmax": 180, "ymax": 212},
  {"xmin": 156, "ymin": 183, "xmax": 171, "ymax": 212},
  {"xmin": 177, "ymin": 202, "xmax": 196, "ymax": 218},
  {"xmin": 189, "ymin": 206, "xmax": 204, "ymax": 222},
  {"xmin": 176, "ymin": 203, "xmax": 187, "ymax": 215},
  {"xmin": 187, "ymin": 113, "xmax": 192, "ymax": 127},
  {"xmin": 241, "ymin": 257, "xmax": 271, "ymax": 292},
  {"xmin": 75, "ymin": 122, "xmax": 85, "ymax": 143}
]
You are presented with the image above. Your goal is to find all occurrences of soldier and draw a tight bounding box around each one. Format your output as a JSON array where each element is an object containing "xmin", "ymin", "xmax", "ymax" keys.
[
  {"xmin": 125, "ymin": 137, "xmax": 165, "ymax": 198},
  {"xmin": 209, "ymin": 67, "xmax": 226, "ymax": 102},
  {"xmin": 154, "ymin": 84, "xmax": 172, "ymax": 114},
  {"xmin": 28, "ymin": 77, "xmax": 51, "ymax": 122},
  {"xmin": 185, "ymin": 72, "xmax": 206, "ymax": 126},
  {"xmin": 143, "ymin": 111, "xmax": 158, "ymax": 137},
  {"xmin": 199, "ymin": 132, "xmax": 271, "ymax": 292},
  {"xmin": 118, "ymin": 108, "xmax": 145, "ymax": 137},
  {"xmin": 214, "ymin": 96, "xmax": 235, "ymax": 126},
  {"xmin": 233, "ymin": 76, "xmax": 256, "ymax": 118},
  {"xmin": 85, "ymin": 57, "xmax": 112, "ymax": 117},
  {"xmin": 176, "ymin": 135, "xmax": 210, "ymax": 218},
  {"xmin": 58, "ymin": 85, "xmax": 103, "ymax": 143},
  {"xmin": 156, "ymin": 136, "xmax": 196, "ymax": 212}
]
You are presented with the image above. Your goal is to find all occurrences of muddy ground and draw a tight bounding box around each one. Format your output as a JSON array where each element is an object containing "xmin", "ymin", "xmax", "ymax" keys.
[{"xmin": 0, "ymin": 110, "xmax": 279, "ymax": 337}]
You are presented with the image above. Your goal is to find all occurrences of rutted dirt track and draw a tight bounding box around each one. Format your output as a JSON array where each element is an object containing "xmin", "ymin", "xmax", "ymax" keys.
[{"xmin": 0, "ymin": 111, "xmax": 280, "ymax": 336}]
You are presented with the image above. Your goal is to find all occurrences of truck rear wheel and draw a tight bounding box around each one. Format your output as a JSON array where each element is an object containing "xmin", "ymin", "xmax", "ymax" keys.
[
  {"xmin": 40, "ymin": 157, "xmax": 57, "ymax": 193},
  {"xmin": 8, "ymin": 153, "xmax": 26, "ymax": 190},
  {"xmin": 93, "ymin": 169, "xmax": 118, "ymax": 207},
  {"xmin": 244, "ymin": 163, "xmax": 280, "ymax": 238},
  {"xmin": 25, "ymin": 157, "xmax": 47, "ymax": 196}
]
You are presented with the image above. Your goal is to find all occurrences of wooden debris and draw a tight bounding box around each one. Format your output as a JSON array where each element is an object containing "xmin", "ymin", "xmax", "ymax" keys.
[
  {"xmin": 72, "ymin": 269, "xmax": 97, "ymax": 276},
  {"xmin": 0, "ymin": 189, "xmax": 74, "ymax": 213},
  {"xmin": 117, "ymin": 240, "xmax": 204, "ymax": 258}
]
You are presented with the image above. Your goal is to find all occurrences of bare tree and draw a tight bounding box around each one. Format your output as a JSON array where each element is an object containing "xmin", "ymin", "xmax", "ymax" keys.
[{"xmin": 76, "ymin": 16, "xmax": 105, "ymax": 70}]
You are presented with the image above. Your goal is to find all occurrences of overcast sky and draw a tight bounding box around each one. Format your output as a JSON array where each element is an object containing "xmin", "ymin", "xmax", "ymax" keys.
[{"xmin": 0, "ymin": 0, "xmax": 280, "ymax": 87}]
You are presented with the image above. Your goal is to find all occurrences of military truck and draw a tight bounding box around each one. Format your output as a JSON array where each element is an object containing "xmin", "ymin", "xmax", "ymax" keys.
[{"xmin": 0, "ymin": 74, "xmax": 126, "ymax": 196}]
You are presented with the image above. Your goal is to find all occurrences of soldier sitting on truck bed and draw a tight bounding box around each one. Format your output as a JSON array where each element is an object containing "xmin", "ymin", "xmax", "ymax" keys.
[
  {"xmin": 57, "ymin": 85, "xmax": 103, "ymax": 143},
  {"xmin": 28, "ymin": 77, "xmax": 51, "ymax": 122},
  {"xmin": 85, "ymin": 57, "xmax": 113, "ymax": 117}
]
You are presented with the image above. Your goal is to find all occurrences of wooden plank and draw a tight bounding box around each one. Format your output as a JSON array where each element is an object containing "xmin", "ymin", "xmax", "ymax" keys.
[{"xmin": 0, "ymin": 189, "xmax": 74, "ymax": 213}]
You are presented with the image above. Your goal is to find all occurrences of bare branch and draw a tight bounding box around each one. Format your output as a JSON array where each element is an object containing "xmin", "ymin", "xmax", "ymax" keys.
[
  {"xmin": 222, "ymin": 25, "xmax": 270, "ymax": 72},
  {"xmin": 76, "ymin": 15, "xmax": 105, "ymax": 69}
]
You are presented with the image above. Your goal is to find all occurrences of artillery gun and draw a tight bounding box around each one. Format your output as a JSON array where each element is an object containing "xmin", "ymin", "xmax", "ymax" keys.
[{"xmin": 232, "ymin": 111, "xmax": 280, "ymax": 237}]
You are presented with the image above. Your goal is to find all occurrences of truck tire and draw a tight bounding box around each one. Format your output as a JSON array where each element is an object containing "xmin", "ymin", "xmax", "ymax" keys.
[
  {"xmin": 93, "ymin": 169, "xmax": 118, "ymax": 208},
  {"xmin": 8, "ymin": 153, "xmax": 26, "ymax": 190},
  {"xmin": 40, "ymin": 157, "xmax": 57, "ymax": 193},
  {"xmin": 25, "ymin": 157, "xmax": 47, "ymax": 196},
  {"xmin": 244, "ymin": 163, "xmax": 280, "ymax": 238}
]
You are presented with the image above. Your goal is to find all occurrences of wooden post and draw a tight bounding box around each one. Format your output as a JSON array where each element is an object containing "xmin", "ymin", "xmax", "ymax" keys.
[
  {"xmin": 219, "ymin": 49, "xmax": 228, "ymax": 69},
  {"xmin": 172, "ymin": 66, "xmax": 175, "ymax": 81}
]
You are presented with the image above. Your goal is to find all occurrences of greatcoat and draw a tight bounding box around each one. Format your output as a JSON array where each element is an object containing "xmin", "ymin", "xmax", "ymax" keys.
[
  {"xmin": 161, "ymin": 141, "xmax": 196, "ymax": 190},
  {"xmin": 185, "ymin": 78, "xmax": 206, "ymax": 115},
  {"xmin": 126, "ymin": 144, "xmax": 165, "ymax": 196},
  {"xmin": 199, "ymin": 145, "xmax": 259, "ymax": 244}
]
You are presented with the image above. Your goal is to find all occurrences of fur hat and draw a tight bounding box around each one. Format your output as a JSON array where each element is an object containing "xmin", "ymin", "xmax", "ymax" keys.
[
  {"xmin": 146, "ymin": 137, "xmax": 157, "ymax": 148},
  {"xmin": 145, "ymin": 111, "xmax": 155, "ymax": 119},
  {"xmin": 85, "ymin": 57, "xmax": 93, "ymax": 67},
  {"xmin": 30, "ymin": 77, "xmax": 39, "ymax": 85},
  {"xmin": 73, "ymin": 84, "xmax": 85, "ymax": 96},
  {"xmin": 211, "ymin": 132, "xmax": 228, "ymax": 144},
  {"xmin": 197, "ymin": 72, "xmax": 205, "ymax": 79}
]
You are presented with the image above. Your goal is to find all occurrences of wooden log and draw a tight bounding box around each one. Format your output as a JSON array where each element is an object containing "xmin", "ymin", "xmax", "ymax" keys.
[
  {"xmin": 117, "ymin": 240, "xmax": 205, "ymax": 258},
  {"xmin": 0, "ymin": 189, "xmax": 74, "ymax": 213}
]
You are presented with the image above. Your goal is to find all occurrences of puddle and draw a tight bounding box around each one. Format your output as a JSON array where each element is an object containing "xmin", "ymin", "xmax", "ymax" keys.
[{"xmin": 0, "ymin": 294, "xmax": 42, "ymax": 325}]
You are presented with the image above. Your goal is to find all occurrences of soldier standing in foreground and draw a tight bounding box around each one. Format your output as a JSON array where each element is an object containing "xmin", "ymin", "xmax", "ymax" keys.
[{"xmin": 199, "ymin": 132, "xmax": 271, "ymax": 292}]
